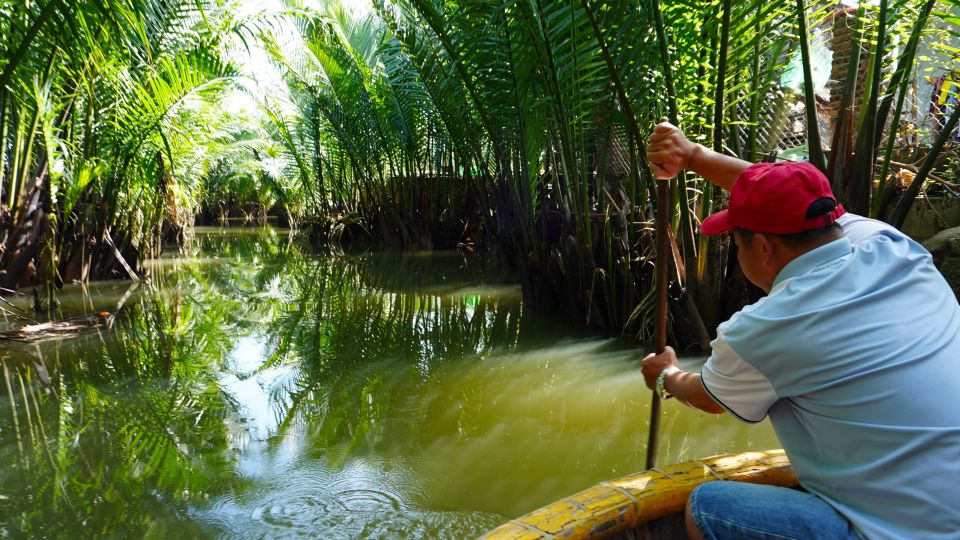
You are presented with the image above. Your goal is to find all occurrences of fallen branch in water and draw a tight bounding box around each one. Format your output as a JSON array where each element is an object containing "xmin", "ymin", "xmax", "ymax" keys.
[
  {"xmin": 0, "ymin": 311, "xmax": 116, "ymax": 343},
  {"xmin": 0, "ymin": 282, "xmax": 138, "ymax": 344}
]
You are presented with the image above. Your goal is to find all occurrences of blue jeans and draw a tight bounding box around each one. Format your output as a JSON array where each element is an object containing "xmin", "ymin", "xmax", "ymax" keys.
[{"xmin": 688, "ymin": 481, "xmax": 861, "ymax": 540}]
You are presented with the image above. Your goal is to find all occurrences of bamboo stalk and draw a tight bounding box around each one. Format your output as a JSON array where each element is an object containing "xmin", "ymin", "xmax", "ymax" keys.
[
  {"xmin": 796, "ymin": 0, "xmax": 826, "ymax": 173},
  {"xmin": 847, "ymin": 0, "xmax": 888, "ymax": 215},
  {"xmin": 0, "ymin": 90, "xmax": 7, "ymax": 188},
  {"xmin": 748, "ymin": 16, "xmax": 762, "ymax": 162},
  {"xmin": 827, "ymin": 13, "xmax": 863, "ymax": 197},
  {"xmin": 9, "ymin": 106, "xmax": 23, "ymax": 213}
]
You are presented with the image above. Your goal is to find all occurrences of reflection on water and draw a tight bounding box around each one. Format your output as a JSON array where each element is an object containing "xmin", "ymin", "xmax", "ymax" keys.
[{"xmin": 0, "ymin": 227, "xmax": 778, "ymax": 538}]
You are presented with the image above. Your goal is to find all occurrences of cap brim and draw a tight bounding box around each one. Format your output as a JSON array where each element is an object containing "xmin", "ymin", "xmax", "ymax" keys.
[{"xmin": 701, "ymin": 210, "xmax": 733, "ymax": 236}]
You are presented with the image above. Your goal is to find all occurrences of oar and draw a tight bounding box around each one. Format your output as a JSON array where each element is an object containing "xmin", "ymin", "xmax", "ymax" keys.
[{"xmin": 645, "ymin": 175, "xmax": 672, "ymax": 470}]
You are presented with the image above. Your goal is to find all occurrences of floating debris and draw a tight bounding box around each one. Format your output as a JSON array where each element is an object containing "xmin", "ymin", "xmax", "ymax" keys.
[{"xmin": 0, "ymin": 312, "xmax": 115, "ymax": 344}]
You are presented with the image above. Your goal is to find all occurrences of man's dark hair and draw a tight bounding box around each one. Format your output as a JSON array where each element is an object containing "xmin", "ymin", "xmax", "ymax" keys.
[{"xmin": 735, "ymin": 197, "xmax": 841, "ymax": 249}]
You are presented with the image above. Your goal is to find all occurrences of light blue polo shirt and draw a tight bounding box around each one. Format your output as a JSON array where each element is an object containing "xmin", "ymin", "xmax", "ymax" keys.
[{"xmin": 702, "ymin": 214, "xmax": 960, "ymax": 539}]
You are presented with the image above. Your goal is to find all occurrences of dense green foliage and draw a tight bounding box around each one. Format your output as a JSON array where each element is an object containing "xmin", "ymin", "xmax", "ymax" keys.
[
  {"xmin": 2, "ymin": 0, "xmax": 958, "ymax": 340},
  {"xmin": 264, "ymin": 0, "xmax": 957, "ymax": 341},
  {"xmin": 0, "ymin": 1, "xmax": 252, "ymax": 297}
]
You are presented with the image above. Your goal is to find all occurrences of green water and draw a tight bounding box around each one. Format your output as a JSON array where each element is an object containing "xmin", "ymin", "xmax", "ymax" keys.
[{"xmin": 0, "ymin": 227, "xmax": 778, "ymax": 538}]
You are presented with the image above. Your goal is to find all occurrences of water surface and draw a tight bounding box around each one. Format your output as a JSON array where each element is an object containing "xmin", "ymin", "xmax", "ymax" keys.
[{"xmin": 0, "ymin": 227, "xmax": 778, "ymax": 538}]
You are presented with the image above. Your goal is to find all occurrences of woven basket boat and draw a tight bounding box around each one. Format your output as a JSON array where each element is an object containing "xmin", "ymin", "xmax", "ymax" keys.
[{"xmin": 481, "ymin": 449, "xmax": 797, "ymax": 539}]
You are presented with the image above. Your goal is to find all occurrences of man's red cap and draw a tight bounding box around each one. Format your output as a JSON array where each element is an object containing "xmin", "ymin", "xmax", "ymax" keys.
[{"xmin": 701, "ymin": 161, "xmax": 846, "ymax": 236}]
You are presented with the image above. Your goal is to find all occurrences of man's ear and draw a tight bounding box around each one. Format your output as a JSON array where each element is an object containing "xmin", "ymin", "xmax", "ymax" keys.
[{"xmin": 755, "ymin": 233, "xmax": 778, "ymax": 266}]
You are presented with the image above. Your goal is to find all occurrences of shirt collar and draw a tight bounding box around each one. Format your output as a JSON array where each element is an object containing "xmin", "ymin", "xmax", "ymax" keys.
[{"xmin": 772, "ymin": 237, "xmax": 853, "ymax": 289}]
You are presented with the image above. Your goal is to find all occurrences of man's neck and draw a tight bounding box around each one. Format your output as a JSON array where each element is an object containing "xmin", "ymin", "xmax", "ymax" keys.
[{"xmin": 770, "ymin": 231, "xmax": 844, "ymax": 287}]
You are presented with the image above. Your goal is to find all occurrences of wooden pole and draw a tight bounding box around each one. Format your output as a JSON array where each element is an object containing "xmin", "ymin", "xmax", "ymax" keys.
[
  {"xmin": 648, "ymin": 0, "xmax": 680, "ymax": 470},
  {"xmin": 645, "ymin": 177, "xmax": 671, "ymax": 470}
]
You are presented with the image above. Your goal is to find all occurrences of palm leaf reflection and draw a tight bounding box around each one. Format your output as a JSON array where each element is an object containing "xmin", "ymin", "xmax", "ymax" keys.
[
  {"xmin": 0, "ymin": 236, "xmax": 294, "ymax": 537},
  {"xmin": 260, "ymin": 252, "xmax": 526, "ymax": 463}
]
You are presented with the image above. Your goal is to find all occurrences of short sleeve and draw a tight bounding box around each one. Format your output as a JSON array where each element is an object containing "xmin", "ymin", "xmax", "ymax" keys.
[{"xmin": 701, "ymin": 334, "xmax": 778, "ymax": 423}]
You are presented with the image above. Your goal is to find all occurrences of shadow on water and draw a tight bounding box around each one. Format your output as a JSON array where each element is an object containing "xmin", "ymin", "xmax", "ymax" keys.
[{"xmin": 0, "ymin": 227, "xmax": 778, "ymax": 538}]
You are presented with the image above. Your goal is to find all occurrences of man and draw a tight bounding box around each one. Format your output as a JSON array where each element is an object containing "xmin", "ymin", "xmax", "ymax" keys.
[{"xmin": 642, "ymin": 123, "xmax": 960, "ymax": 540}]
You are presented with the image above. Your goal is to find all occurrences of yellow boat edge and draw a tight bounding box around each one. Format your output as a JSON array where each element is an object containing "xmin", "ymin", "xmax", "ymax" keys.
[{"xmin": 480, "ymin": 449, "xmax": 797, "ymax": 540}]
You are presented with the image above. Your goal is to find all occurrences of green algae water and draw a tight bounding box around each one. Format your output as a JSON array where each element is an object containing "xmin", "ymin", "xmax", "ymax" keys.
[{"xmin": 0, "ymin": 227, "xmax": 778, "ymax": 538}]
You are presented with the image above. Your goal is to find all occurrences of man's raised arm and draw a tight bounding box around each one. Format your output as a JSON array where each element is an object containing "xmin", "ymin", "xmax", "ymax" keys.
[{"xmin": 646, "ymin": 122, "xmax": 752, "ymax": 191}]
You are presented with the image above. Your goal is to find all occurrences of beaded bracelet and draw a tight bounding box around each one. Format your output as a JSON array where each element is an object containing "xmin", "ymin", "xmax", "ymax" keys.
[{"xmin": 656, "ymin": 366, "xmax": 681, "ymax": 400}]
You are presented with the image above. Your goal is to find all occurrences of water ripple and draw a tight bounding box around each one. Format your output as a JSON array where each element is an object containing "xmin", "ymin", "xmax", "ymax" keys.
[
  {"xmin": 335, "ymin": 488, "xmax": 402, "ymax": 512},
  {"xmin": 192, "ymin": 457, "xmax": 500, "ymax": 539}
]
